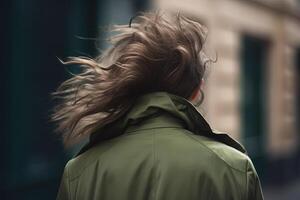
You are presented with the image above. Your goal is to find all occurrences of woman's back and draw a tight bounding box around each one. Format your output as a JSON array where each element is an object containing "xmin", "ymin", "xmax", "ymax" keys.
[
  {"xmin": 52, "ymin": 11, "xmax": 264, "ymax": 200},
  {"xmin": 56, "ymin": 92, "xmax": 263, "ymax": 200}
]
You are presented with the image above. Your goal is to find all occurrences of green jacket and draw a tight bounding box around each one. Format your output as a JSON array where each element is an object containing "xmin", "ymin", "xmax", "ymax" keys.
[{"xmin": 57, "ymin": 91, "xmax": 264, "ymax": 200}]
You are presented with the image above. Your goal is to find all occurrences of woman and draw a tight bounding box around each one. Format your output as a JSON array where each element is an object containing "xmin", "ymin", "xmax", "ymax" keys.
[{"xmin": 52, "ymin": 11, "xmax": 264, "ymax": 200}]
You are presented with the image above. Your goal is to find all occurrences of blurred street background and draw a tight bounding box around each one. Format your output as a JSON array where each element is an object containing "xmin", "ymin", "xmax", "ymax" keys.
[{"xmin": 1, "ymin": 0, "xmax": 300, "ymax": 199}]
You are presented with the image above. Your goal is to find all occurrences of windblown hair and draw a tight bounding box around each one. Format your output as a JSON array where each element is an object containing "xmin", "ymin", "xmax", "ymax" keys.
[{"xmin": 51, "ymin": 11, "xmax": 210, "ymax": 147}]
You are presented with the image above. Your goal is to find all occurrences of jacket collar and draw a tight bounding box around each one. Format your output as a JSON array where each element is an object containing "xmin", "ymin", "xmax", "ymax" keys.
[{"xmin": 75, "ymin": 91, "xmax": 246, "ymax": 156}]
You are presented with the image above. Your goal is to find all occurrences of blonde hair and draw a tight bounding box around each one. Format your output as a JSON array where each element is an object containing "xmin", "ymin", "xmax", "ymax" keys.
[{"xmin": 51, "ymin": 10, "xmax": 210, "ymax": 147}]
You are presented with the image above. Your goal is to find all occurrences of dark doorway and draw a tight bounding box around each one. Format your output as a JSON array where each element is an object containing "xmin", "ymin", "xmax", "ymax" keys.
[{"xmin": 241, "ymin": 35, "xmax": 269, "ymax": 179}]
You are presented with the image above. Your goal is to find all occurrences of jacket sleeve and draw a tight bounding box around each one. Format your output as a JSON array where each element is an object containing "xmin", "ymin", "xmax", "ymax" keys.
[
  {"xmin": 56, "ymin": 163, "xmax": 70, "ymax": 200},
  {"xmin": 246, "ymin": 158, "xmax": 264, "ymax": 200}
]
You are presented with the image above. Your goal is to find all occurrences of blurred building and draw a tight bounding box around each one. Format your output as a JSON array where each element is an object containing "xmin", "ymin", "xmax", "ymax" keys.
[
  {"xmin": 1, "ymin": 0, "xmax": 149, "ymax": 199},
  {"xmin": 155, "ymin": 0, "xmax": 300, "ymax": 189}
]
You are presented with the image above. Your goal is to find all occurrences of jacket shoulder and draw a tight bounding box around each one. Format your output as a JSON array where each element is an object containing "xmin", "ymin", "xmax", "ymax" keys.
[
  {"xmin": 183, "ymin": 130, "xmax": 251, "ymax": 173},
  {"xmin": 63, "ymin": 137, "xmax": 121, "ymax": 180}
]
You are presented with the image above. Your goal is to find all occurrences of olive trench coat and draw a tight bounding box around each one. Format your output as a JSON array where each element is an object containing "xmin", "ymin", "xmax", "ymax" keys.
[{"xmin": 57, "ymin": 91, "xmax": 264, "ymax": 200}]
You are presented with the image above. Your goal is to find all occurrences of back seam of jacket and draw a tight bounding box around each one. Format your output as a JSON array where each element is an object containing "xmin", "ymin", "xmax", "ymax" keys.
[
  {"xmin": 68, "ymin": 141, "xmax": 120, "ymax": 181},
  {"xmin": 153, "ymin": 131, "xmax": 157, "ymax": 200},
  {"xmin": 182, "ymin": 131, "xmax": 246, "ymax": 173}
]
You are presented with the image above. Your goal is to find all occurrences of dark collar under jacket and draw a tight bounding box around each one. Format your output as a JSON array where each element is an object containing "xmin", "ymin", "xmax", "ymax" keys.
[{"xmin": 75, "ymin": 91, "xmax": 247, "ymax": 156}]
